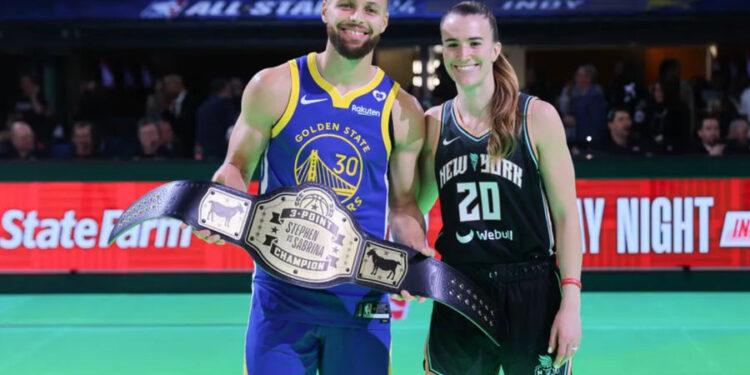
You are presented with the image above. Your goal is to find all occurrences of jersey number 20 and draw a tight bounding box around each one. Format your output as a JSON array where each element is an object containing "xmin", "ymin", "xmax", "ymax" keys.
[{"xmin": 457, "ymin": 182, "xmax": 501, "ymax": 222}]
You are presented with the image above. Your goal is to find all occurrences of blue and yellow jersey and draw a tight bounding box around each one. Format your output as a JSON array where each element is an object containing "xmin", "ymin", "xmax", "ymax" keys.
[{"xmin": 253, "ymin": 53, "xmax": 400, "ymax": 327}]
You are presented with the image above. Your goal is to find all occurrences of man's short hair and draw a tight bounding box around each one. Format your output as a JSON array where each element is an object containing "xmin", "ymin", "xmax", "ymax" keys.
[
  {"xmin": 579, "ymin": 64, "xmax": 598, "ymax": 82},
  {"xmin": 137, "ymin": 117, "xmax": 159, "ymax": 129},
  {"xmin": 73, "ymin": 121, "xmax": 93, "ymax": 131},
  {"xmin": 607, "ymin": 106, "xmax": 630, "ymax": 123},
  {"xmin": 698, "ymin": 115, "xmax": 720, "ymax": 129}
]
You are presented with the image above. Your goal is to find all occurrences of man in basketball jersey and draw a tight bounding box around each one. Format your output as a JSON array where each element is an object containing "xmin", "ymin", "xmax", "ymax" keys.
[
  {"xmin": 190, "ymin": 1, "xmax": 430, "ymax": 374},
  {"xmin": 418, "ymin": 2, "xmax": 582, "ymax": 374}
]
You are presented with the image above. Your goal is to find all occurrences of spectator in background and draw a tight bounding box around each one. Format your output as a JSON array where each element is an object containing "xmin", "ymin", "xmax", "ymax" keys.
[
  {"xmin": 725, "ymin": 118, "xmax": 750, "ymax": 155},
  {"xmin": 157, "ymin": 118, "xmax": 182, "ymax": 157},
  {"xmin": 145, "ymin": 78, "xmax": 168, "ymax": 119},
  {"xmin": 196, "ymin": 78, "xmax": 237, "ymax": 160},
  {"xmin": 607, "ymin": 60, "xmax": 647, "ymax": 137},
  {"xmin": 75, "ymin": 79, "xmax": 108, "ymax": 125},
  {"xmin": 161, "ymin": 74, "xmax": 198, "ymax": 158},
  {"xmin": 0, "ymin": 121, "xmax": 42, "ymax": 160},
  {"xmin": 558, "ymin": 64, "xmax": 608, "ymax": 151},
  {"xmin": 522, "ymin": 66, "xmax": 554, "ymax": 103},
  {"xmin": 54, "ymin": 121, "xmax": 100, "ymax": 159},
  {"xmin": 13, "ymin": 75, "xmax": 54, "ymax": 145},
  {"xmin": 644, "ymin": 81, "xmax": 690, "ymax": 154},
  {"xmin": 134, "ymin": 118, "xmax": 168, "ymax": 160},
  {"xmin": 659, "ymin": 58, "xmax": 695, "ymax": 132},
  {"xmin": 71, "ymin": 121, "xmax": 99, "ymax": 159},
  {"xmin": 228, "ymin": 77, "xmax": 245, "ymax": 113},
  {"xmin": 690, "ymin": 116, "xmax": 724, "ymax": 156},
  {"xmin": 596, "ymin": 107, "xmax": 648, "ymax": 156}
]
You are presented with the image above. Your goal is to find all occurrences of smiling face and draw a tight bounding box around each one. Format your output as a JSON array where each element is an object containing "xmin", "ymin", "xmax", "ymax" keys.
[
  {"xmin": 440, "ymin": 13, "xmax": 500, "ymax": 89},
  {"xmin": 323, "ymin": 0, "xmax": 388, "ymax": 60}
]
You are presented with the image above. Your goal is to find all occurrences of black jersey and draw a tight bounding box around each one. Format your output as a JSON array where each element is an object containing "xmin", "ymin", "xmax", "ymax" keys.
[{"xmin": 433, "ymin": 93, "xmax": 554, "ymax": 264}]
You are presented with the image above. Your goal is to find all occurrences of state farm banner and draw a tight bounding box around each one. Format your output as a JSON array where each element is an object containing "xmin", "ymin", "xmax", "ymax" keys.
[
  {"xmin": 0, "ymin": 182, "xmax": 254, "ymax": 272},
  {"xmin": 1, "ymin": 179, "xmax": 749, "ymax": 273}
]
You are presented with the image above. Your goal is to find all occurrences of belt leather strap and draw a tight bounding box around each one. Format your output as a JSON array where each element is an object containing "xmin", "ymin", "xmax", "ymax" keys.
[{"xmin": 108, "ymin": 181, "xmax": 502, "ymax": 345}]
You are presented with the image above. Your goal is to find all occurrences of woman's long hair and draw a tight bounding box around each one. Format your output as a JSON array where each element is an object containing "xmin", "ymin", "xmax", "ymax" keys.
[{"xmin": 442, "ymin": 1, "xmax": 520, "ymax": 157}]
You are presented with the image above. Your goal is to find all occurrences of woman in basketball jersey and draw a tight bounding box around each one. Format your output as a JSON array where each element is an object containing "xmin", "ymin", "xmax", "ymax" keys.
[{"xmin": 418, "ymin": 2, "xmax": 582, "ymax": 374}]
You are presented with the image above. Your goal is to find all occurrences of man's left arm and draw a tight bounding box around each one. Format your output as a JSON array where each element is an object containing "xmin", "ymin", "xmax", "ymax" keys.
[{"xmin": 388, "ymin": 90, "xmax": 432, "ymax": 255}]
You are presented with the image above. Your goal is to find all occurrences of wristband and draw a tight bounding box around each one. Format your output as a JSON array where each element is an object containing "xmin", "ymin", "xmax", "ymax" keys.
[{"xmin": 560, "ymin": 278, "xmax": 582, "ymax": 290}]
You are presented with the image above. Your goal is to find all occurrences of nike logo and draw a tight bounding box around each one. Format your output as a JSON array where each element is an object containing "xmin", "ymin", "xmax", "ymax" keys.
[
  {"xmin": 300, "ymin": 95, "xmax": 328, "ymax": 105},
  {"xmin": 442, "ymin": 137, "xmax": 460, "ymax": 146}
]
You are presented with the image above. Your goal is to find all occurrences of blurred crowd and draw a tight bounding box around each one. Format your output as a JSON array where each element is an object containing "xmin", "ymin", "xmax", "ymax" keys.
[
  {"xmin": 526, "ymin": 58, "xmax": 750, "ymax": 157},
  {"xmin": 2, "ymin": 56, "xmax": 750, "ymax": 161},
  {"xmin": 0, "ymin": 73, "xmax": 243, "ymax": 161}
]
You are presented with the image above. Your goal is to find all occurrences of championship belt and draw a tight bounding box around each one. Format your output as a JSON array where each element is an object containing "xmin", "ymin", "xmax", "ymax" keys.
[{"xmin": 108, "ymin": 181, "xmax": 503, "ymax": 346}]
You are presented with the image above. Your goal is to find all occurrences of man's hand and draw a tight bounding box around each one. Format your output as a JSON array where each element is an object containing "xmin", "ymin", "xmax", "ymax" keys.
[
  {"xmin": 708, "ymin": 144, "xmax": 725, "ymax": 156},
  {"xmin": 390, "ymin": 246, "xmax": 436, "ymax": 303},
  {"xmin": 179, "ymin": 223, "xmax": 226, "ymax": 245}
]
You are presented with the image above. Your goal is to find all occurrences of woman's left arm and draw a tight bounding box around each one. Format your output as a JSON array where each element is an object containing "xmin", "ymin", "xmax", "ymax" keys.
[{"xmin": 527, "ymin": 99, "xmax": 583, "ymax": 369}]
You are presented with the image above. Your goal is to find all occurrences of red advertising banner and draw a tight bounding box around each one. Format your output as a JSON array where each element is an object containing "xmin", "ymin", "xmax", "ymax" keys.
[
  {"xmin": 1, "ymin": 179, "xmax": 749, "ymax": 272},
  {"xmin": 0, "ymin": 182, "xmax": 257, "ymax": 272},
  {"xmin": 425, "ymin": 178, "xmax": 750, "ymax": 270}
]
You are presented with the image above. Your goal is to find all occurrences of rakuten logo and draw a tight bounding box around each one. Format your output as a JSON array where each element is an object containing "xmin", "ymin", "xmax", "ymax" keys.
[
  {"xmin": 720, "ymin": 211, "xmax": 750, "ymax": 248},
  {"xmin": 0, "ymin": 209, "xmax": 191, "ymax": 250}
]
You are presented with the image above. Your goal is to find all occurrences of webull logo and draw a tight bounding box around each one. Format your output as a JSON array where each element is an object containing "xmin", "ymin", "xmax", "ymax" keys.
[{"xmin": 456, "ymin": 229, "xmax": 514, "ymax": 244}]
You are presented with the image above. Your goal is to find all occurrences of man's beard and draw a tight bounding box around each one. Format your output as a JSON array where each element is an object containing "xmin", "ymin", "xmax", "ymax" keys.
[{"xmin": 327, "ymin": 25, "xmax": 380, "ymax": 60}]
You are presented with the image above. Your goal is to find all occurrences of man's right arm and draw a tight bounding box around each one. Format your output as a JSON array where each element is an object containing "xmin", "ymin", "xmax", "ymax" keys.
[
  {"xmin": 213, "ymin": 63, "xmax": 293, "ymax": 192},
  {"xmin": 416, "ymin": 105, "xmax": 442, "ymax": 215},
  {"xmin": 191, "ymin": 63, "xmax": 292, "ymax": 244}
]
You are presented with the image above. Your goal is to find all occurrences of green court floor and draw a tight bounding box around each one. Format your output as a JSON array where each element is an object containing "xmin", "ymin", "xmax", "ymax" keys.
[{"xmin": 1, "ymin": 293, "xmax": 748, "ymax": 374}]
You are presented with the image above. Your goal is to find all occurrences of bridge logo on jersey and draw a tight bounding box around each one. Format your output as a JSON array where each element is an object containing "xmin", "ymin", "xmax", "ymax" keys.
[
  {"xmin": 295, "ymin": 129, "xmax": 371, "ymax": 211},
  {"xmin": 455, "ymin": 229, "xmax": 514, "ymax": 244}
]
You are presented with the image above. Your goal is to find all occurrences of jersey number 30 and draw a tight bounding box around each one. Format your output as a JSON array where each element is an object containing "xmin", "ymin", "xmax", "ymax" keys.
[{"xmin": 457, "ymin": 182, "xmax": 501, "ymax": 222}]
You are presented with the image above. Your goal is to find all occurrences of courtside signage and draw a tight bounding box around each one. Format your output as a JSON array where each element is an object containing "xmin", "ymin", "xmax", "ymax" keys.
[
  {"xmin": 719, "ymin": 211, "xmax": 750, "ymax": 248},
  {"xmin": 428, "ymin": 178, "xmax": 750, "ymax": 270},
  {"xmin": 1, "ymin": 178, "xmax": 749, "ymax": 272},
  {"xmin": 0, "ymin": 182, "xmax": 254, "ymax": 272}
]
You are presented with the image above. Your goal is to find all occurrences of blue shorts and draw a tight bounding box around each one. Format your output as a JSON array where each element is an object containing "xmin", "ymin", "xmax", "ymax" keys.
[{"xmin": 245, "ymin": 294, "xmax": 391, "ymax": 375}]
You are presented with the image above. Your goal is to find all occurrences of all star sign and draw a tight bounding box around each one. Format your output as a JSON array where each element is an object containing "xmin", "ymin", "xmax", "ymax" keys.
[{"xmin": 6, "ymin": 0, "xmax": 750, "ymax": 21}]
